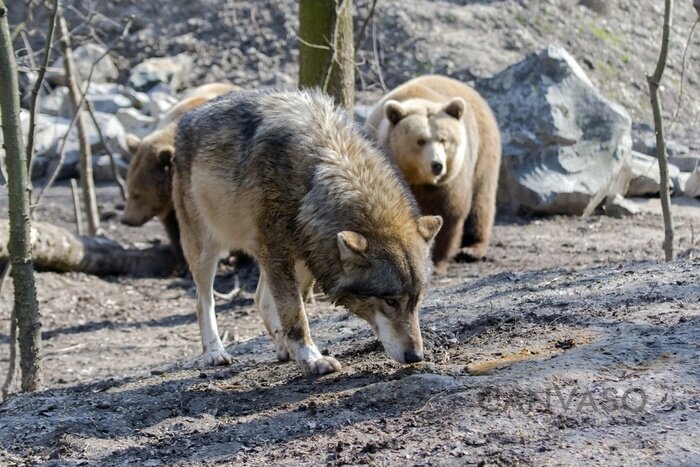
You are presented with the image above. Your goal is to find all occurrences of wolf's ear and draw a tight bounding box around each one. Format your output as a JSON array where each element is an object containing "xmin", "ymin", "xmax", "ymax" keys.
[
  {"xmin": 126, "ymin": 134, "xmax": 141, "ymax": 154},
  {"xmin": 417, "ymin": 216, "xmax": 443, "ymax": 243},
  {"xmin": 156, "ymin": 146, "xmax": 175, "ymax": 168},
  {"xmin": 443, "ymin": 98, "xmax": 466, "ymax": 120},
  {"xmin": 384, "ymin": 100, "xmax": 407, "ymax": 125},
  {"xmin": 337, "ymin": 231, "xmax": 368, "ymax": 269}
]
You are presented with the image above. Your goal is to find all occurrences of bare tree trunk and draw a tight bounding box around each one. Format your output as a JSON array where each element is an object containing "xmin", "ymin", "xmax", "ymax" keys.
[
  {"xmin": 298, "ymin": 0, "xmax": 354, "ymax": 112},
  {"xmin": 25, "ymin": 0, "xmax": 58, "ymax": 177},
  {"xmin": 0, "ymin": 0, "xmax": 43, "ymax": 392},
  {"xmin": 0, "ymin": 219, "xmax": 176, "ymax": 276},
  {"xmin": 646, "ymin": 0, "xmax": 675, "ymax": 261},
  {"xmin": 58, "ymin": 11, "xmax": 100, "ymax": 236}
]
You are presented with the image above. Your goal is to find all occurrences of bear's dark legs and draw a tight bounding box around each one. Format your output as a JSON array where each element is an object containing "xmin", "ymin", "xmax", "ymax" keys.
[
  {"xmin": 161, "ymin": 209, "xmax": 188, "ymax": 276},
  {"xmin": 432, "ymin": 213, "xmax": 467, "ymax": 274}
]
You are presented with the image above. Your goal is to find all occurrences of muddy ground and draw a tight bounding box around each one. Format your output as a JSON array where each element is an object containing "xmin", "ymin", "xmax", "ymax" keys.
[{"xmin": 0, "ymin": 184, "xmax": 698, "ymax": 465}]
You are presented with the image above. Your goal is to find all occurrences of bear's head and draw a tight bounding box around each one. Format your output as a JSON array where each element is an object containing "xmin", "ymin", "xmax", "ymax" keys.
[
  {"xmin": 121, "ymin": 132, "xmax": 175, "ymax": 227},
  {"xmin": 382, "ymin": 97, "xmax": 468, "ymax": 186}
]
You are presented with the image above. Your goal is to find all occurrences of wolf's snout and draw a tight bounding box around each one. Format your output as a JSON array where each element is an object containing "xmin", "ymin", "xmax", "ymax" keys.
[
  {"xmin": 431, "ymin": 161, "xmax": 443, "ymax": 176},
  {"xmin": 404, "ymin": 350, "xmax": 423, "ymax": 363}
]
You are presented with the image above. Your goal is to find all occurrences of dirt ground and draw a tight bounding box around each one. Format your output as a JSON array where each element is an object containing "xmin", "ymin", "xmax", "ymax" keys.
[{"xmin": 0, "ymin": 184, "xmax": 698, "ymax": 466}]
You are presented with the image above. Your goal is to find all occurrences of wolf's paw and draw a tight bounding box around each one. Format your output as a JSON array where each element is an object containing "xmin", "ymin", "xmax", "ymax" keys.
[
  {"xmin": 302, "ymin": 356, "xmax": 341, "ymax": 376},
  {"xmin": 202, "ymin": 349, "xmax": 234, "ymax": 366}
]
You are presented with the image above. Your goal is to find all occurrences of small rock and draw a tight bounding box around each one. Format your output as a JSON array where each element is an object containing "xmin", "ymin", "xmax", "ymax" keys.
[
  {"xmin": 604, "ymin": 194, "xmax": 640, "ymax": 218},
  {"xmin": 30, "ymin": 156, "xmax": 49, "ymax": 180},
  {"xmin": 627, "ymin": 151, "xmax": 681, "ymax": 196},
  {"xmin": 128, "ymin": 54, "xmax": 195, "ymax": 92},
  {"xmin": 47, "ymin": 43, "xmax": 119, "ymax": 86},
  {"xmin": 668, "ymin": 153, "xmax": 700, "ymax": 172},
  {"xmin": 683, "ymin": 167, "xmax": 700, "ymax": 198},
  {"xmin": 92, "ymin": 154, "xmax": 129, "ymax": 182},
  {"xmin": 116, "ymin": 108, "xmax": 156, "ymax": 137}
]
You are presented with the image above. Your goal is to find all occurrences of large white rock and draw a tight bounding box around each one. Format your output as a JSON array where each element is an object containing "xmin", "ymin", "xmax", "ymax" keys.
[{"xmin": 476, "ymin": 46, "xmax": 633, "ymax": 215}]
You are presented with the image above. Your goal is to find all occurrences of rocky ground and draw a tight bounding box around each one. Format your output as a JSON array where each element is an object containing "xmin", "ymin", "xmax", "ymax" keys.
[{"xmin": 0, "ymin": 184, "xmax": 699, "ymax": 465}]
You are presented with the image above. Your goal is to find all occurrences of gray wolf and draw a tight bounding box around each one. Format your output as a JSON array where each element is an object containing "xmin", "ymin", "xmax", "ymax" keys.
[{"xmin": 173, "ymin": 89, "xmax": 442, "ymax": 375}]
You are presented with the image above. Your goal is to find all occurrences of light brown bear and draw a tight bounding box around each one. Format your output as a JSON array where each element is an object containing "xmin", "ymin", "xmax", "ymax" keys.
[
  {"xmin": 366, "ymin": 75, "xmax": 501, "ymax": 274},
  {"xmin": 121, "ymin": 82, "xmax": 239, "ymax": 269}
]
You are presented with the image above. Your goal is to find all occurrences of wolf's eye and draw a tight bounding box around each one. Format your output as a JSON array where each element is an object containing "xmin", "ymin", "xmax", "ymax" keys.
[
  {"xmin": 416, "ymin": 138, "xmax": 426, "ymax": 146},
  {"xmin": 384, "ymin": 298, "xmax": 400, "ymax": 309}
]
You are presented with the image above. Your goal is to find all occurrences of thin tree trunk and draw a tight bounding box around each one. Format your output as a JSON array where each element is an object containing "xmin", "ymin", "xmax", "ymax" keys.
[
  {"xmin": 0, "ymin": 0, "xmax": 43, "ymax": 392},
  {"xmin": 298, "ymin": 0, "xmax": 354, "ymax": 112},
  {"xmin": 25, "ymin": 0, "xmax": 58, "ymax": 177},
  {"xmin": 646, "ymin": 0, "xmax": 675, "ymax": 261},
  {"xmin": 58, "ymin": 11, "xmax": 100, "ymax": 236},
  {"xmin": 0, "ymin": 219, "xmax": 176, "ymax": 276}
]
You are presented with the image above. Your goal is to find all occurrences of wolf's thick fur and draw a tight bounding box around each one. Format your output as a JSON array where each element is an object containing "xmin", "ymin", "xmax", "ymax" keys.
[
  {"xmin": 173, "ymin": 89, "xmax": 442, "ymax": 375},
  {"xmin": 121, "ymin": 82, "xmax": 239, "ymax": 268},
  {"xmin": 366, "ymin": 75, "xmax": 501, "ymax": 273}
]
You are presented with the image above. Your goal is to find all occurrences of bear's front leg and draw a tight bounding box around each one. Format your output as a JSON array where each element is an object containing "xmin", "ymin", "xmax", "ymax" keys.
[{"xmin": 432, "ymin": 213, "xmax": 467, "ymax": 274}]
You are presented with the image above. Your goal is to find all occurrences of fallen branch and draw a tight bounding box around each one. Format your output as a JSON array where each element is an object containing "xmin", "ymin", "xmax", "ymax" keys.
[
  {"xmin": 213, "ymin": 275, "xmax": 241, "ymax": 301},
  {"xmin": 0, "ymin": 219, "xmax": 175, "ymax": 276}
]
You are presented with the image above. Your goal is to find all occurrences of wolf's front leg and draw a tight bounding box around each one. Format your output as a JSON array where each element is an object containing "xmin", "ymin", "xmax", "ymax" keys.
[{"xmin": 260, "ymin": 259, "xmax": 340, "ymax": 376}]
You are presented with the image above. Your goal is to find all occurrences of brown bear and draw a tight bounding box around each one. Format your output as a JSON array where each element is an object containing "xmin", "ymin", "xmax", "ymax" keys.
[
  {"xmin": 366, "ymin": 75, "xmax": 501, "ymax": 274},
  {"xmin": 121, "ymin": 82, "xmax": 239, "ymax": 269}
]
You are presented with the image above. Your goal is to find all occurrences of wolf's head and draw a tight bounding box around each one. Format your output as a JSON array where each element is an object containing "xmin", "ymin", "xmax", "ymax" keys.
[{"xmin": 331, "ymin": 215, "xmax": 442, "ymax": 364}]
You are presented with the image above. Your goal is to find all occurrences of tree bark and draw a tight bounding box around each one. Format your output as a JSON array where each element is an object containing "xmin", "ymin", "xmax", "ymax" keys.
[
  {"xmin": 298, "ymin": 0, "xmax": 354, "ymax": 112},
  {"xmin": 0, "ymin": 219, "xmax": 176, "ymax": 276},
  {"xmin": 646, "ymin": 0, "xmax": 675, "ymax": 261},
  {"xmin": 0, "ymin": 0, "xmax": 43, "ymax": 391},
  {"xmin": 58, "ymin": 11, "xmax": 100, "ymax": 236}
]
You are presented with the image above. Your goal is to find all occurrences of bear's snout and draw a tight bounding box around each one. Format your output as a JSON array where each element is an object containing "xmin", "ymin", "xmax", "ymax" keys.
[{"xmin": 431, "ymin": 161, "xmax": 444, "ymax": 176}]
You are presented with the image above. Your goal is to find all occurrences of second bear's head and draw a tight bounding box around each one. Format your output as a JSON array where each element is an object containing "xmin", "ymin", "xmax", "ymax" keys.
[{"xmin": 382, "ymin": 97, "xmax": 470, "ymax": 186}]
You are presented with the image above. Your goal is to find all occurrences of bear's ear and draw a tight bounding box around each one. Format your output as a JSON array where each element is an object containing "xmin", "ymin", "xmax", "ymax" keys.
[
  {"xmin": 443, "ymin": 98, "xmax": 466, "ymax": 120},
  {"xmin": 337, "ymin": 231, "xmax": 369, "ymax": 270},
  {"xmin": 126, "ymin": 134, "xmax": 141, "ymax": 154},
  {"xmin": 384, "ymin": 100, "xmax": 407, "ymax": 125},
  {"xmin": 156, "ymin": 146, "xmax": 175, "ymax": 168},
  {"xmin": 417, "ymin": 215, "xmax": 443, "ymax": 243}
]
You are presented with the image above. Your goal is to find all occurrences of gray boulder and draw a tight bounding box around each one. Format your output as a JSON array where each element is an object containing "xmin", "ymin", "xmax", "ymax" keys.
[
  {"xmin": 626, "ymin": 151, "xmax": 681, "ymax": 196},
  {"xmin": 47, "ymin": 43, "xmax": 119, "ymax": 86},
  {"xmin": 476, "ymin": 46, "xmax": 632, "ymax": 215},
  {"xmin": 127, "ymin": 54, "xmax": 194, "ymax": 92}
]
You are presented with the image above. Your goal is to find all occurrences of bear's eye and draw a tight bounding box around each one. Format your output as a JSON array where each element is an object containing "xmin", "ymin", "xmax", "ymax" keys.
[
  {"xmin": 417, "ymin": 138, "xmax": 426, "ymax": 146},
  {"xmin": 438, "ymin": 137, "xmax": 447, "ymax": 144}
]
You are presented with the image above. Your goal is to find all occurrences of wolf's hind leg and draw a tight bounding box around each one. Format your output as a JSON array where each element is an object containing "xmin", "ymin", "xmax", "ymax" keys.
[
  {"xmin": 191, "ymin": 240, "xmax": 233, "ymax": 366},
  {"xmin": 260, "ymin": 256, "xmax": 340, "ymax": 376},
  {"xmin": 255, "ymin": 271, "xmax": 290, "ymax": 361}
]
